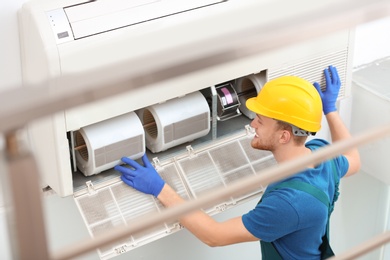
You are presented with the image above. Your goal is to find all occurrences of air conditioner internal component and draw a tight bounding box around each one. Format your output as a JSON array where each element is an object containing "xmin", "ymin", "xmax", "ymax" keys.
[
  {"xmin": 137, "ymin": 91, "xmax": 210, "ymax": 153},
  {"xmin": 215, "ymin": 82, "xmax": 242, "ymax": 121},
  {"xmin": 235, "ymin": 72, "xmax": 266, "ymax": 119},
  {"xmin": 75, "ymin": 112, "xmax": 145, "ymax": 176}
]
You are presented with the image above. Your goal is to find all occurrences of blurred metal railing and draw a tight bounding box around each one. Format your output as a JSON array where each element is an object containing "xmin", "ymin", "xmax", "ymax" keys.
[
  {"xmin": 2, "ymin": 0, "xmax": 390, "ymax": 259},
  {"xmin": 331, "ymin": 231, "xmax": 390, "ymax": 260}
]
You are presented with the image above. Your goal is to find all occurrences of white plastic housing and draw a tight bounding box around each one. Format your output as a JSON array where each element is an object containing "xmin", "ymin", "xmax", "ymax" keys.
[
  {"xmin": 75, "ymin": 112, "xmax": 145, "ymax": 176},
  {"xmin": 137, "ymin": 91, "xmax": 210, "ymax": 153}
]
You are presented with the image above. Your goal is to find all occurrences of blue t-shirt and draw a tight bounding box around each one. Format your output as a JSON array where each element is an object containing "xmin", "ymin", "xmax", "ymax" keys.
[{"xmin": 242, "ymin": 139, "xmax": 349, "ymax": 259}]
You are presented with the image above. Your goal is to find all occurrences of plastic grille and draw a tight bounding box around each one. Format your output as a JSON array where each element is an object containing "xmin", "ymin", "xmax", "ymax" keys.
[
  {"xmin": 75, "ymin": 130, "xmax": 275, "ymax": 259},
  {"xmin": 178, "ymin": 153, "xmax": 225, "ymax": 197},
  {"xmin": 157, "ymin": 163, "xmax": 191, "ymax": 200},
  {"xmin": 208, "ymin": 141, "xmax": 249, "ymax": 173},
  {"xmin": 77, "ymin": 189, "xmax": 120, "ymax": 225},
  {"xmin": 252, "ymin": 157, "xmax": 277, "ymax": 174},
  {"xmin": 268, "ymin": 49, "xmax": 349, "ymax": 99},
  {"xmin": 110, "ymin": 183, "xmax": 161, "ymax": 219},
  {"xmin": 222, "ymin": 165, "xmax": 253, "ymax": 184},
  {"xmin": 110, "ymin": 183, "xmax": 168, "ymax": 241},
  {"xmin": 75, "ymin": 182, "xmax": 170, "ymax": 259},
  {"xmin": 90, "ymin": 217, "xmax": 130, "ymax": 255}
]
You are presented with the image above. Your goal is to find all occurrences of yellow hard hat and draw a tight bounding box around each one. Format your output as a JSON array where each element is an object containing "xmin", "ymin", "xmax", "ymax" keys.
[{"xmin": 246, "ymin": 76, "xmax": 322, "ymax": 133}]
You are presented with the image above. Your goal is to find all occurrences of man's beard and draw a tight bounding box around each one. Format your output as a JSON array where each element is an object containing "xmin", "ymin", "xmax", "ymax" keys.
[{"xmin": 251, "ymin": 138, "xmax": 274, "ymax": 152}]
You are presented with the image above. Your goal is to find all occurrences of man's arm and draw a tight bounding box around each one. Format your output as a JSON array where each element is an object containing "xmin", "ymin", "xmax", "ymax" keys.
[
  {"xmin": 158, "ymin": 184, "xmax": 258, "ymax": 246},
  {"xmin": 325, "ymin": 111, "xmax": 361, "ymax": 176},
  {"xmin": 115, "ymin": 154, "xmax": 258, "ymax": 247},
  {"xmin": 314, "ymin": 65, "xmax": 361, "ymax": 177}
]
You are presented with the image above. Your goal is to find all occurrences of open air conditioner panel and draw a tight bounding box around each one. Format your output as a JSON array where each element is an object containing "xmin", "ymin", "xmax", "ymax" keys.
[{"xmin": 74, "ymin": 128, "xmax": 273, "ymax": 259}]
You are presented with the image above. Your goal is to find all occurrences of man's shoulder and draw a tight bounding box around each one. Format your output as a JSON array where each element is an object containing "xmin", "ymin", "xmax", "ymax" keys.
[{"xmin": 305, "ymin": 138, "xmax": 329, "ymax": 149}]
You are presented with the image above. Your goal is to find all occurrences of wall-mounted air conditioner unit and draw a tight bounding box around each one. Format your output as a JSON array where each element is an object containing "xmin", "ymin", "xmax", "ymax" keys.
[{"xmin": 19, "ymin": 0, "xmax": 354, "ymax": 258}]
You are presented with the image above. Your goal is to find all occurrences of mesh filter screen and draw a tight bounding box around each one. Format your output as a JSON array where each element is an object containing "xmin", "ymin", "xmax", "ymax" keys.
[
  {"xmin": 77, "ymin": 189, "xmax": 120, "ymax": 225},
  {"xmin": 209, "ymin": 141, "xmax": 249, "ymax": 173},
  {"xmin": 110, "ymin": 184, "xmax": 167, "ymax": 241},
  {"xmin": 75, "ymin": 182, "xmax": 170, "ymax": 258},
  {"xmin": 252, "ymin": 158, "xmax": 277, "ymax": 174},
  {"xmin": 157, "ymin": 164, "xmax": 190, "ymax": 200},
  {"xmin": 178, "ymin": 153, "xmax": 225, "ymax": 197},
  {"xmin": 90, "ymin": 216, "xmax": 130, "ymax": 255}
]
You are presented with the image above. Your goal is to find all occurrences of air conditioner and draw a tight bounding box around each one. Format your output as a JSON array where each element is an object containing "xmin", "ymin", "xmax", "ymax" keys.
[{"xmin": 19, "ymin": 0, "xmax": 354, "ymax": 258}]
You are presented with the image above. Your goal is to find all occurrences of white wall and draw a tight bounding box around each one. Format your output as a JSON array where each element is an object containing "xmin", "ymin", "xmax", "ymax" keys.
[
  {"xmin": 0, "ymin": 0, "xmax": 24, "ymax": 92},
  {"xmin": 353, "ymin": 16, "xmax": 390, "ymax": 68},
  {"xmin": 350, "ymin": 15, "xmax": 390, "ymax": 259},
  {"xmin": 330, "ymin": 15, "xmax": 390, "ymax": 260},
  {"xmin": 1, "ymin": 1, "xmax": 390, "ymax": 259}
]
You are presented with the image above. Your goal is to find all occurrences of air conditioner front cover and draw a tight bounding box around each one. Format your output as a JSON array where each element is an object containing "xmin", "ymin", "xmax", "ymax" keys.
[{"xmin": 74, "ymin": 128, "xmax": 275, "ymax": 259}]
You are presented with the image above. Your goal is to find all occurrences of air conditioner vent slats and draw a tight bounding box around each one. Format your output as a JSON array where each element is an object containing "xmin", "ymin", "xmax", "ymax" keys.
[{"xmin": 268, "ymin": 49, "xmax": 349, "ymax": 99}]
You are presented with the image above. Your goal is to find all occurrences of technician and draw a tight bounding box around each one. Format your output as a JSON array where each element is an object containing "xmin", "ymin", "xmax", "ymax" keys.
[{"xmin": 115, "ymin": 66, "xmax": 361, "ymax": 259}]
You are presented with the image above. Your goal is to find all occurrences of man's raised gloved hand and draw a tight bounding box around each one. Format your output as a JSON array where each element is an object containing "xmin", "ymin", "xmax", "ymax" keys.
[
  {"xmin": 313, "ymin": 65, "xmax": 341, "ymax": 115},
  {"xmin": 114, "ymin": 154, "xmax": 165, "ymax": 197}
]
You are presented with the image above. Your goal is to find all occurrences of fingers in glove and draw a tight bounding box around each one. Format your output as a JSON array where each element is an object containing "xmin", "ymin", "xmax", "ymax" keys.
[
  {"xmin": 114, "ymin": 165, "xmax": 136, "ymax": 177},
  {"xmin": 141, "ymin": 154, "xmax": 153, "ymax": 168},
  {"xmin": 121, "ymin": 157, "xmax": 141, "ymax": 170},
  {"xmin": 324, "ymin": 67, "xmax": 332, "ymax": 88},
  {"xmin": 325, "ymin": 66, "xmax": 340, "ymax": 87},
  {"xmin": 313, "ymin": 82, "xmax": 323, "ymax": 96},
  {"xmin": 120, "ymin": 174, "xmax": 134, "ymax": 187},
  {"xmin": 329, "ymin": 65, "xmax": 340, "ymax": 85}
]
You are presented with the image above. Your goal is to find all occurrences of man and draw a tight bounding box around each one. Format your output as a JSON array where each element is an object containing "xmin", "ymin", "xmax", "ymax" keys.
[{"xmin": 115, "ymin": 66, "xmax": 360, "ymax": 259}]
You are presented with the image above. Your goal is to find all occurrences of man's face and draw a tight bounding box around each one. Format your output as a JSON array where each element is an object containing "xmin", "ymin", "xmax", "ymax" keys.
[{"xmin": 249, "ymin": 114, "xmax": 280, "ymax": 151}]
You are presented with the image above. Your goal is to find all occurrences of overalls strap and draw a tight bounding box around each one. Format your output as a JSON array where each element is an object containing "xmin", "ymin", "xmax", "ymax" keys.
[
  {"xmin": 259, "ymin": 160, "xmax": 339, "ymax": 259},
  {"xmin": 270, "ymin": 180, "xmax": 330, "ymax": 209}
]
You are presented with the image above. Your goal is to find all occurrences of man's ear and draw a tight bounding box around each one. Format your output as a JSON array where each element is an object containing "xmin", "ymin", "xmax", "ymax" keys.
[{"xmin": 279, "ymin": 130, "xmax": 291, "ymax": 144}]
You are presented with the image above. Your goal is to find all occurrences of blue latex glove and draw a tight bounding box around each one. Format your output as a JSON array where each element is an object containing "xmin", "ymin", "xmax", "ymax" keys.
[
  {"xmin": 114, "ymin": 154, "xmax": 165, "ymax": 197},
  {"xmin": 313, "ymin": 65, "xmax": 341, "ymax": 115}
]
